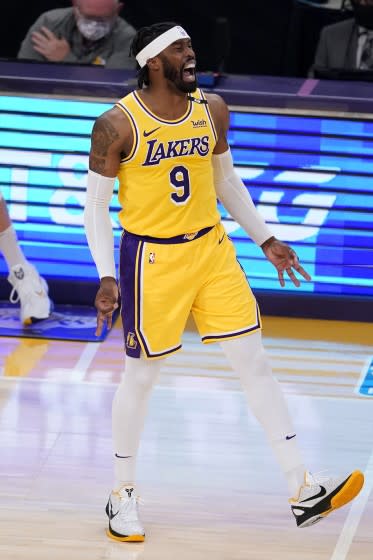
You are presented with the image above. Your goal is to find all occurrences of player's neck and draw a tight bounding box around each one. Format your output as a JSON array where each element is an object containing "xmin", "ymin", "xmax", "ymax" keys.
[{"xmin": 138, "ymin": 85, "xmax": 189, "ymax": 121}]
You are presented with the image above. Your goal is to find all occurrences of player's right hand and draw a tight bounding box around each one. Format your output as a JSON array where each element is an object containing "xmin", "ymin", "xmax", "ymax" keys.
[{"xmin": 94, "ymin": 276, "xmax": 119, "ymax": 336}]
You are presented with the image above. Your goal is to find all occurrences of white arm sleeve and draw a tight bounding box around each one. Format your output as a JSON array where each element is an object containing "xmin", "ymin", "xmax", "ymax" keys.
[
  {"xmin": 83, "ymin": 169, "xmax": 116, "ymax": 280},
  {"xmin": 212, "ymin": 149, "xmax": 273, "ymax": 246}
]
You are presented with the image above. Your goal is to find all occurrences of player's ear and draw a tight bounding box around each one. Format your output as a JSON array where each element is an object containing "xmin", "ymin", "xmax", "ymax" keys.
[{"xmin": 147, "ymin": 57, "xmax": 161, "ymax": 71}]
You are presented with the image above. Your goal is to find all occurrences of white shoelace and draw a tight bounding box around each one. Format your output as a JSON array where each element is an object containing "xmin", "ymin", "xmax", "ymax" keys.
[
  {"xmin": 9, "ymin": 286, "xmax": 21, "ymax": 304},
  {"xmin": 117, "ymin": 495, "xmax": 144, "ymax": 523},
  {"xmin": 306, "ymin": 470, "xmax": 331, "ymax": 486}
]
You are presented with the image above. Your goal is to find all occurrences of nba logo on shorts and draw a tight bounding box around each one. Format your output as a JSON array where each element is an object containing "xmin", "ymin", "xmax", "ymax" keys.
[
  {"xmin": 149, "ymin": 252, "xmax": 155, "ymax": 264},
  {"xmin": 126, "ymin": 332, "xmax": 138, "ymax": 349}
]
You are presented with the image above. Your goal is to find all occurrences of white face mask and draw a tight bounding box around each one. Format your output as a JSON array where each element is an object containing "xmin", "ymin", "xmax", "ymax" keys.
[{"xmin": 76, "ymin": 16, "xmax": 113, "ymax": 41}]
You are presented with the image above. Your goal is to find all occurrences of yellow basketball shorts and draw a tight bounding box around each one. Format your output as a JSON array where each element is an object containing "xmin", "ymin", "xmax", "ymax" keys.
[{"xmin": 119, "ymin": 222, "xmax": 261, "ymax": 359}]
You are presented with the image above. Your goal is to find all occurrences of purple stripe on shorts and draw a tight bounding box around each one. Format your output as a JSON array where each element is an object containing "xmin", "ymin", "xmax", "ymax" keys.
[
  {"xmin": 120, "ymin": 234, "xmax": 183, "ymax": 359},
  {"xmin": 201, "ymin": 304, "xmax": 261, "ymax": 342},
  {"xmin": 120, "ymin": 234, "xmax": 142, "ymax": 358}
]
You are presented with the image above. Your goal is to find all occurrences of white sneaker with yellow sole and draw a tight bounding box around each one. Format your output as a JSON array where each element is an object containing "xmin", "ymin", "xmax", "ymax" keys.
[
  {"xmin": 106, "ymin": 486, "xmax": 145, "ymax": 542},
  {"xmin": 290, "ymin": 469, "xmax": 364, "ymax": 528}
]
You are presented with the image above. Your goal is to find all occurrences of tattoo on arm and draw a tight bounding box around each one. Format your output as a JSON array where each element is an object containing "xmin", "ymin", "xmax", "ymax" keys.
[
  {"xmin": 89, "ymin": 115, "xmax": 119, "ymax": 174},
  {"xmin": 89, "ymin": 155, "xmax": 106, "ymax": 174}
]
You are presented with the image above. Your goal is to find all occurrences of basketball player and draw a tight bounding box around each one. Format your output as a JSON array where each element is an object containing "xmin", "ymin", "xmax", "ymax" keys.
[
  {"xmin": 0, "ymin": 194, "xmax": 52, "ymax": 324},
  {"xmin": 84, "ymin": 22, "xmax": 364, "ymax": 542}
]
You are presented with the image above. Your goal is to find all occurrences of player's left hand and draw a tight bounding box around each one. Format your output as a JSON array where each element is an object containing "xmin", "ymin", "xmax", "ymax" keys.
[
  {"xmin": 31, "ymin": 26, "xmax": 70, "ymax": 61},
  {"xmin": 261, "ymin": 236, "xmax": 311, "ymax": 287},
  {"xmin": 94, "ymin": 276, "xmax": 119, "ymax": 336}
]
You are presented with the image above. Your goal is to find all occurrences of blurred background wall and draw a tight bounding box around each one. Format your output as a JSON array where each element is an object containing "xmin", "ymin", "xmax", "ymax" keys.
[{"xmin": 0, "ymin": 0, "xmax": 353, "ymax": 77}]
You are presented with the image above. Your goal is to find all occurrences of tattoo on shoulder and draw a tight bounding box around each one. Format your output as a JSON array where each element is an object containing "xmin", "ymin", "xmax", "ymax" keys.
[
  {"xmin": 89, "ymin": 115, "xmax": 120, "ymax": 174},
  {"xmin": 92, "ymin": 116, "xmax": 119, "ymax": 157}
]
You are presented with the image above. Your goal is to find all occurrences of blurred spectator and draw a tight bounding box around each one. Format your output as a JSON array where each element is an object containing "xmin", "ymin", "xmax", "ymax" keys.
[
  {"xmin": 311, "ymin": 0, "xmax": 373, "ymax": 72},
  {"xmin": 17, "ymin": 0, "xmax": 136, "ymax": 69}
]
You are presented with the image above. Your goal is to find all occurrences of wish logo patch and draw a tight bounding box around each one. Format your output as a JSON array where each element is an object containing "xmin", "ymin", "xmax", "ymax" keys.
[{"xmin": 191, "ymin": 119, "xmax": 207, "ymax": 128}]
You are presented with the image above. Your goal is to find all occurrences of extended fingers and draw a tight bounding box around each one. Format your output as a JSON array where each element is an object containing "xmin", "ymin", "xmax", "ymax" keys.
[
  {"xmin": 32, "ymin": 27, "xmax": 55, "ymax": 42},
  {"xmin": 95, "ymin": 313, "xmax": 105, "ymax": 337},
  {"xmin": 31, "ymin": 32, "xmax": 49, "ymax": 48},
  {"xmin": 272, "ymin": 243, "xmax": 311, "ymax": 287},
  {"xmin": 286, "ymin": 267, "xmax": 300, "ymax": 287},
  {"xmin": 277, "ymin": 269, "xmax": 285, "ymax": 287},
  {"xmin": 284, "ymin": 250, "xmax": 312, "ymax": 285},
  {"xmin": 294, "ymin": 263, "xmax": 312, "ymax": 282},
  {"xmin": 95, "ymin": 310, "xmax": 113, "ymax": 336},
  {"xmin": 95, "ymin": 298, "xmax": 118, "ymax": 336},
  {"xmin": 40, "ymin": 26, "xmax": 57, "ymax": 40},
  {"xmin": 290, "ymin": 251, "xmax": 299, "ymax": 266},
  {"xmin": 33, "ymin": 45, "xmax": 48, "ymax": 56},
  {"xmin": 31, "ymin": 30, "xmax": 46, "ymax": 41}
]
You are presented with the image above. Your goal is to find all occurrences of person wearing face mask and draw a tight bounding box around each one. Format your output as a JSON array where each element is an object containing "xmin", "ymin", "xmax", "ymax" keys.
[
  {"xmin": 17, "ymin": 0, "xmax": 136, "ymax": 69},
  {"xmin": 310, "ymin": 0, "xmax": 373, "ymax": 74}
]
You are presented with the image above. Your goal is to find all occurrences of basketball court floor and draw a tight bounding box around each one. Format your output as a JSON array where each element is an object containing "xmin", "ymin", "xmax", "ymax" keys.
[{"xmin": 0, "ymin": 315, "xmax": 372, "ymax": 560}]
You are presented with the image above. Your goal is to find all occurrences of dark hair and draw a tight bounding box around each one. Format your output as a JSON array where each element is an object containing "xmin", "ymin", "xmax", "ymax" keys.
[{"xmin": 130, "ymin": 21, "xmax": 181, "ymax": 88}]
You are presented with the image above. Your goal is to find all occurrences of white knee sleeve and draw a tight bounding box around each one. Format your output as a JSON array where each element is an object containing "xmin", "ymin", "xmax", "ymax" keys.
[
  {"xmin": 112, "ymin": 355, "xmax": 163, "ymax": 483},
  {"xmin": 220, "ymin": 332, "xmax": 295, "ymax": 440},
  {"xmin": 220, "ymin": 333, "xmax": 304, "ymax": 480}
]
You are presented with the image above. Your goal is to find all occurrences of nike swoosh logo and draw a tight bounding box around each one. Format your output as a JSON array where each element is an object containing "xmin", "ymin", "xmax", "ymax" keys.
[
  {"xmin": 109, "ymin": 502, "xmax": 119, "ymax": 519},
  {"xmin": 300, "ymin": 485, "xmax": 327, "ymax": 503},
  {"xmin": 218, "ymin": 234, "xmax": 225, "ymax": 244},
  {"xmin": 143, "ymin": 126, "xmax": 161, "ymax": 137},
  {"xmin": 286, "ymin": 434, "xmax": 296, "ymax": 440}
]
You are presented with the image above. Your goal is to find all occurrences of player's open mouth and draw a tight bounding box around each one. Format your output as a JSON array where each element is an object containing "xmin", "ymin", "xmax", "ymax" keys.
[{"xmin": 183, "ymin": 62, "xmax": 196, "ymax": 82}]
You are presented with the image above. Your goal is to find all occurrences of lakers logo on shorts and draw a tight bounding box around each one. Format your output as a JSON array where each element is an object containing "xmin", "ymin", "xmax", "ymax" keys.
[
  {"xmin": 126, "ymin": 332, "xmax": 138, "ymax": 349},
  {"xmin": 183, "ymin": 232, "xmax": 198, "ymax": 241}
]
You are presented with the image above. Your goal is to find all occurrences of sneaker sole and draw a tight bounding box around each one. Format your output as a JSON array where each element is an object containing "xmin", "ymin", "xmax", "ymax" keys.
[
  {"xmin": 23, "ymin": 300, "xmax": 54, "ymax": 326},
  {"xmin": 299, "ymin": 470, "xmax": 365, "ymax": 528},
  {"xmin": 328, "ymin": 469, "xmax": 364, "ymax": 513},
  {"xmin": 106, "ymin": 529, "xmax": 145, "ymax": 542}
]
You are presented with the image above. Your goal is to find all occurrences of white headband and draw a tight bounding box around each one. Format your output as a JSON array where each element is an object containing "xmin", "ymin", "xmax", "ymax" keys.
[{"xmin": 135, "ymin": 26, "xmax": 190, "ymax": 68}]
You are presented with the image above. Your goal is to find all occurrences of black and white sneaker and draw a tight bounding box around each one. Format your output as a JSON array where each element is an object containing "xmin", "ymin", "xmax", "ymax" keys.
[
  {"xmin": 106, "ymin": 486, "xmax": 145, "ymax": 542},
  {"xmin": 289, "ymin": 470, "xmax": 364, "ymax": 528}
]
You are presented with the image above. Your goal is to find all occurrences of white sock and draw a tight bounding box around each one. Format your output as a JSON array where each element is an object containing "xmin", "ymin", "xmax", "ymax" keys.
[
  {"xmin": 0, "ymin": 225, "xmax": 27, "ymax": 271},
  {"xmin": 220, "ymin": 333, "xmax": 306, "ymax": 497},
  {"xmin": 112, "ymin": 354, "xmax": 162, "ymax": 487},
  {"xmin": 285, "ymin": 465, "xmax": 306, "ymax": 499},
  {"xmin": 113, "ymin": 481, "xmax": 136, "ymax": 493}
]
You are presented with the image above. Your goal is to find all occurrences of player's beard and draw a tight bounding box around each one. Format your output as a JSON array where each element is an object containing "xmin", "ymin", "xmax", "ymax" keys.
[{"xmin": 162, "ymin": 57, "xmax": 197, "ymax": 93}]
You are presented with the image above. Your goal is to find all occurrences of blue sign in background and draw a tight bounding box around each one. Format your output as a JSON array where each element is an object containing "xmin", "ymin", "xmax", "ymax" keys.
[
  {"xmin": 0, "ymin": 94, "xmax": 372, "ymax": 297},
  {"xmin": 358, "ymin": 357, "xmax": 373, "ymax": 396}
]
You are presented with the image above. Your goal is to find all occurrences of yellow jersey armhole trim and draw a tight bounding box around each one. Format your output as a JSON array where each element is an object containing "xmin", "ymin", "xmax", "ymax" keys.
[
  {"xmin": 200, "ymin": 89, "xmax": 218, "ymax": 142},
  {"xmin": 115, "ymin": 102, "xmax": 138, "ymax": 163}
]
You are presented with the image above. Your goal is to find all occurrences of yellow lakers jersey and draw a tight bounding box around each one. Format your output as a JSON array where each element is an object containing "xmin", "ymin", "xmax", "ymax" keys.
[{"xmin": 115, "ymin": 88, "xmax": 220, "ymax": 237}]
